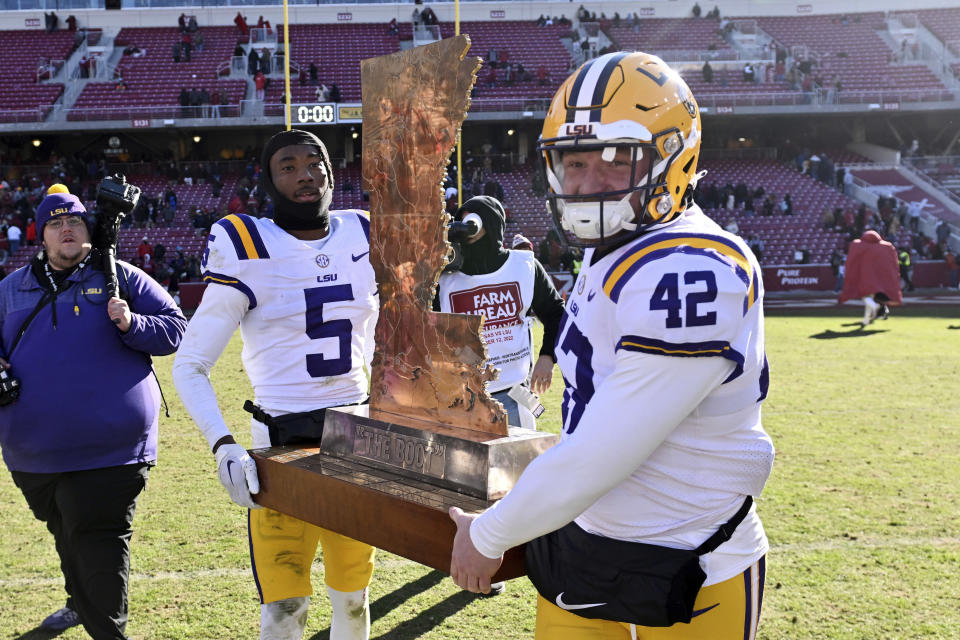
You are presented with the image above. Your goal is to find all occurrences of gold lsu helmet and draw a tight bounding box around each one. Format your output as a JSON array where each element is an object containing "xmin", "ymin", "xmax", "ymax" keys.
[{"xmin": 539, "ymin": 51, "xmax": 702, "ymax": 246}]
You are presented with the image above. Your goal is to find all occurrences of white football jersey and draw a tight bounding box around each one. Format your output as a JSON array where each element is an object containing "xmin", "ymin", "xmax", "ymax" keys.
[
  {"xmin": 437, "ymin": 250, "xmax": 537, "ymax": 392},
  {"xmin": 556, "ymin": 205, "xmax": 774, "ymax": 554},
  {"xmin": 201, "ymin": 211, "xmax": 377, "ymax": 411}
]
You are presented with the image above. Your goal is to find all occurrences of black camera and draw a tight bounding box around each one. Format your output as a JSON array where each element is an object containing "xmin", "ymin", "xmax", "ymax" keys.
[
  {"xmin": 96, "ymin": 173, "xmax": 141, "ymax": 218},
  {"xmin": 0, "ymin": 368, "xmax": 21, "ymax": 407},
  {"xmin": 94, "ymin": 173, "xmax": 143, "ymax": 302},
  {"xmin": 444, "ymin": 216, "xmax": 482, "ymax": 272},
  {"xmin": 93, "ymin": 174, "xmax": 141, "ymax": 252}
]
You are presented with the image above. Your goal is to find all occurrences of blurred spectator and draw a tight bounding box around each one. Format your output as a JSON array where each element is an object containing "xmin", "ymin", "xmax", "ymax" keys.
[
  {"xmin": 780, "ymin": 193, "xmax": 793, "ymax": 215},
  {"xmin": 25, "ymin": 218, "xmax": 36, "ymax": 246},
  {"xmin": 830, "ymin": 249, "xmax": 845, "ymax": 291},
  {"xmin": 945, "ymin": 249, "xmax": 959, "ymax": 289},
  {"xmin": 66, "ymin": 14, "xmax": 77, "ymax": 32},
  {"xmin": 137, "ymin": 236, "xmax": 153, "ymax": 261},
  {"xmin": 161, "ymin": 203, "xmax": 176, "ymax": 228},
  {"xmin": 702, "ymin": 60, "xmax": 713, "ymax": 83},
  {"xmin": 537, "ymin": 64, "xmax": 548, "ymax": 86},
  {"xmin": 255, "ymin": 71, "xmax": 266, "ymax": 100},
  {"xmin": 898, "ymin": 247, "xmax": 914, "ymax": 292},
  {"xmin": 936, "ymin": 219, "xmax": 950, "ymax": 246},
  {"xmin": 512, "ymin": 234, "xmax": 534, "ymax": 252},
  {"xmin": 538, "ymin": 230, "xmax": 564, "ymax": 270},
  {"xmin": 6, "ymin": 222, "xmax": 21, "ymax": 254},
  {"xmin": 234, "ymin": 12, "xmax": 249, "ymax": 36},
  {"xmin": 260, "ymin": 48, "xmax": 271, "ymax": 74},
  {"xmin": 180, "ymin": 32, "xmax": 192, "ymax": 62},
  {"xmin": 748, "ymin": 234, "xmax": 764, "ymax": 262}
]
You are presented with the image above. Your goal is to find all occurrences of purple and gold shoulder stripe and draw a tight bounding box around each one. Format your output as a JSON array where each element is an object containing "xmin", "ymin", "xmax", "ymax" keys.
[
  {"xmin": 202, "ymin": 271, "xmax": 258, "ymax": 310},
  {"xmin": 602, "ymin": 232, "xmax": 759, "ymax": 314},
  {"xmin": 216, "ymin": 214, "xmax": 271, "ymax": 261}
]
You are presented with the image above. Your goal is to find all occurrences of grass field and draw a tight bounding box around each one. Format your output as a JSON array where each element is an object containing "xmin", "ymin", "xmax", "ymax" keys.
[{"xmin": 2, "ymin": 304, "xmax": 959, "ymax": 639}]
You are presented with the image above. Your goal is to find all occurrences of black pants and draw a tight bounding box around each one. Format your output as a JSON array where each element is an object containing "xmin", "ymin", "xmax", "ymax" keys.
[{"xmin": 12, "ymin": 463, "xmax": 150, "ymax": 640}]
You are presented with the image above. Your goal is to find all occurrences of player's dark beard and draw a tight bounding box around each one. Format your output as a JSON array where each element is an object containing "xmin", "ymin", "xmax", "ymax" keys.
[
  {"xmin": 457, "ymin": 195, "xmax": 509, "ymax": 276},
  {"xmin": 261, "ymin": 129, "xmax": 335, "ymax": 231}
]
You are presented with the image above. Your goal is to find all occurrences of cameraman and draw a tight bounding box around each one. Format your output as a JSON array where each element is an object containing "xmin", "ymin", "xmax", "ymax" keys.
[
  {"xmin": 0, "ymin": 190, "xmax": 186, "ymax": 638},
  {"xmin": 437, "ymin": 196, "xmax": 564, "ymax": 429}
]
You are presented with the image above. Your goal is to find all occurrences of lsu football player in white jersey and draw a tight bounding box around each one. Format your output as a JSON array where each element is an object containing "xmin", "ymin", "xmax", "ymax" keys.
[
  {"xmin": 173, "ymin": 130, "xmax": 377, "ymax": 640},
  {"xmin": 450, "ymin": 52, "xmax": 775, "ymax": 640}
]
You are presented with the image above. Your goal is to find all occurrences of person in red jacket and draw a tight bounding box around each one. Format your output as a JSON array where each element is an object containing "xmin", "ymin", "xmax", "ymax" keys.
[
  {"xmin": 25, "ymin": 218, "xmax": 36, "ymax": 246},
  {"xmin": 838, "ymin": 230, "xmax": 902, "ymax": 327}
]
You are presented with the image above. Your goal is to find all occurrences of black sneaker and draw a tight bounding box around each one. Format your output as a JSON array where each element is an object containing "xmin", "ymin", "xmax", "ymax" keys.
[{"xmin": 40, "ymin": 607, "xmax": 81, "ymax": 631}]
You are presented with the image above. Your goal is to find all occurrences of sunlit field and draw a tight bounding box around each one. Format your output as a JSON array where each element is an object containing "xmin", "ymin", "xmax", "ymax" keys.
[{"xmin": 2, "ymin": 304, "xmax": 958, "ymax": 639}]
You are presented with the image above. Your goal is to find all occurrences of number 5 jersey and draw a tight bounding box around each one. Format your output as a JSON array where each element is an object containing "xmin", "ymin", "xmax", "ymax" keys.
[{"xmin": 175, "ymin": 210, "xmax": 378, "ymax": 452}]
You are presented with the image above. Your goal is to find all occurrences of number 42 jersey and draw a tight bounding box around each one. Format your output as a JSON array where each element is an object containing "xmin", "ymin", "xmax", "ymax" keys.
[
  {"xmin": 201, "ymin": 211, "xmax": 377, "ymax": 411},
  {"xmin": 556, "ymin": 205, "xmax": 774, "ymax": 548}
]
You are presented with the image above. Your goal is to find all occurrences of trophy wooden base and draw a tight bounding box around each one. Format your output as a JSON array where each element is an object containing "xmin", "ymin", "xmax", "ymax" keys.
[{"xmin": 251, "ymin": 446, "xmax": 527, "ymax": 581}]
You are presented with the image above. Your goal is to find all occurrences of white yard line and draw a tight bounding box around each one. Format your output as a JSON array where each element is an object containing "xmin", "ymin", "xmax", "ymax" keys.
[{"xmin": 3, "ymin": 538, "xmax": 959, "ymax": 589}]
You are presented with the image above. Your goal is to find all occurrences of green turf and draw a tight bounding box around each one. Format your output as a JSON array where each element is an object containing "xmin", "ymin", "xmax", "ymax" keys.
[{"xmin": 1, "ymin": 305, "xmax": 958, "ymax": 639}]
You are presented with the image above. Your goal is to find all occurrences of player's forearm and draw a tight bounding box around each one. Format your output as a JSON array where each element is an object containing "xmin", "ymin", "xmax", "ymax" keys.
[
  {"xmin": 172, "ymin": 285, "xmax": 248, "ymax": 450},
  {"xmin": 173, "ymin": 358, "xmax": 233, "ymax": 450},
  {"xmin": 469, "ymin": 351, "xmax": 733, "ymax": 558}
]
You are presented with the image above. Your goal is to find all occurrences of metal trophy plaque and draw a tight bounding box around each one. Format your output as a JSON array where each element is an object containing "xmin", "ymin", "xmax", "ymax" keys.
[{"xmin": 251, "ymin": 36, "xmax": 558, "ymax": 581}]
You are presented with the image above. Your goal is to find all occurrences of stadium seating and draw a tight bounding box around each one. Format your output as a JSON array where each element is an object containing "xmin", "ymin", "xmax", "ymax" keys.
[
  {"xmin": 753, "ymin": 12, "xmax": 950, "ymax": 101},
  {"xmin": 850, "ymin": 167, "xmax": 956, "ymax": 224},
  {"xmin": 69, "ymin": 26, "xmax": 247, "ymax": 120},
  {"xmin": 696, "ymin": 158, "xmax": 860, "ymax": 265},
  {"xmin": 605, "ymin": 18, "xmax": 734, "ymax": 58},
  {"xmin": 915, "ymin": 8, "xmax": 960, "ymax": 55},
  {"xmin": 445, "ymin": 21, "xmax": 573, "ymax": 104},
  {"xmin": 265, "ymin": 20, "xmax": 572, "ymax": 110},
  {"xmin": 0, "ymin": 29, "xmax": 76, "ymax": 122},
  {"xmin": 906, "ymin": 156, "xmax": 960, "ymax": 198}
]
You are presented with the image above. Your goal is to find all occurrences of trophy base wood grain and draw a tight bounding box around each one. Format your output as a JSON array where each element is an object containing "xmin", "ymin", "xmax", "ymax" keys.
[{"xmin": 250, "ymin": 446, "xmax": 526, "ymax": 581}]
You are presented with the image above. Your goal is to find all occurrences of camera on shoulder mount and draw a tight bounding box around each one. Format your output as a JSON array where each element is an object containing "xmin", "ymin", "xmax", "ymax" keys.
[
  {"xmin": 0, "ymin": 368, "xmax": 21, "ymax": 407},
  {"xmin": 444, "ymin": 212, "xmax": 483, "ymax": 272}
]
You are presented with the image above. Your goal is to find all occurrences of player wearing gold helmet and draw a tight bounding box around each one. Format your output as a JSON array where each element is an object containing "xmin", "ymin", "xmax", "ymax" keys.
[{"xmin": 450, "ymin": 52, "xmax": 774, "ymax": 640}]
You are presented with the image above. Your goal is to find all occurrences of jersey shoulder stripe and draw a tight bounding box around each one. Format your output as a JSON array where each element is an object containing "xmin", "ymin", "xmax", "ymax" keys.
[
  {"xmin": 215, "ymin": 214, "xmax": 271, "ymax": 261},
  {"xmin": 202, "ymin": 270, "xmax": 258, "ymax": 309},
  {"xmin": 617, "ymin": 334, "xmax": 745, "ymax": 382},
  {"xmin": 603, "ymin": 232, "xmax": 756, "ymax": 311}
]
